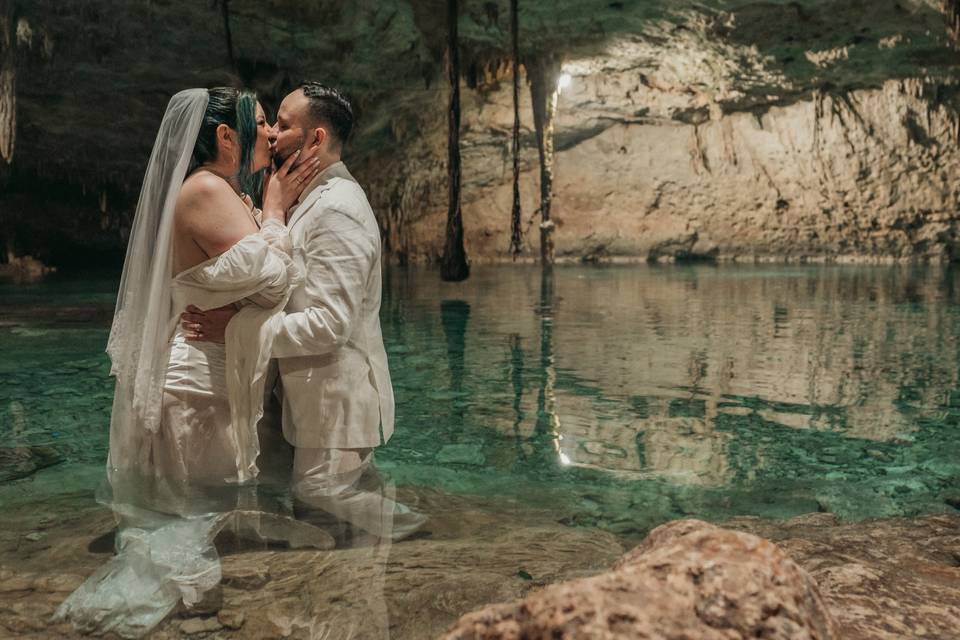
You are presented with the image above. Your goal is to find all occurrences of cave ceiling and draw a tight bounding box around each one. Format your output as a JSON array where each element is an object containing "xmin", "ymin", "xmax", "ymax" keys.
[{"xmin": 8, "ymin": 0, "xmax": 960, "ymax": 191}]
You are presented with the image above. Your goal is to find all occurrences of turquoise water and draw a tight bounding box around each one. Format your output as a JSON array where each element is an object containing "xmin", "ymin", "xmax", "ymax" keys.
[{"xmin": 2, "ymin": 265, "xmax": 959, "ymax": 538}]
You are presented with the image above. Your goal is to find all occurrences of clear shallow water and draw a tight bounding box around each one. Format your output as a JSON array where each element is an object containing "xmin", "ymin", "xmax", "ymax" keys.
[{"xmin": 2, "ymin": 265, "xmax": 959, "ymax": 538}]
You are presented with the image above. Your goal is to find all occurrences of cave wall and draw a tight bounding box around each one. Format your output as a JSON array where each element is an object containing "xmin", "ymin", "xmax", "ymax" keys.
[
  {"xmin": 380, "ymin": 77, "xmax": 960, "ymax": 262},
  {"xmin": 4, "ymin": 0, "xmax": 960, "ymax": 266}
]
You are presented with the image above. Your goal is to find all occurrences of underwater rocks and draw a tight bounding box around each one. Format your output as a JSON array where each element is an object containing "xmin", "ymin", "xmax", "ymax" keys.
[
  {"xmin": 4, "ymin": 485, "xmax": 959, "ymax": 639},
  {"xmin": 0, "ymin": 445, "xmax": 63, "ymax": 482},
  {"xmin": 729, "ymin": 512, "xmax": 960, "ymax": 640},
  {"xmin": 0, "ymin": 488, "xmax": 625, "ymax": 639},
  {"xmin": 0, "ymin": 256, "xmax": 54, "ymax": 282},
  {"xmin": 436, "ymin": 444, "xmax": 486, "ymax": 466},
  {"xmin": 441, "ymin": 519, "xmax": 836, "ymax": 639},
  {"xmin": 176, "ymin": 500, "xmax": 625, "ymax": 640}
]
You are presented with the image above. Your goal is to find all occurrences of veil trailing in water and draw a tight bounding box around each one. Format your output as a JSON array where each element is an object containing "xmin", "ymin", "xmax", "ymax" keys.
[{"xmin": 105, "ymin": 89, "xmax": 208, "ymax": 476}]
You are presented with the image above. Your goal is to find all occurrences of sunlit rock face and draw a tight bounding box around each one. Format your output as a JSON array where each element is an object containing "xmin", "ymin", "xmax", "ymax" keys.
[
  {"xmin": 527, "ymin": 79, "xmax": 960, "ymax": 262},
  {"xmin": 381, "ymin": 2, "xmax": 960, "ymax": 262},
  {"xmin": 5, "ymin": 0, "xmax": 960, "ymax": 264}
]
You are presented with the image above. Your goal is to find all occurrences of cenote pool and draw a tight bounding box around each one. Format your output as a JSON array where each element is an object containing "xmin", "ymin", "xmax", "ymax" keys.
[{"xmin": 2, "ymin": 264, "xmax": 959, "ymax": 535}]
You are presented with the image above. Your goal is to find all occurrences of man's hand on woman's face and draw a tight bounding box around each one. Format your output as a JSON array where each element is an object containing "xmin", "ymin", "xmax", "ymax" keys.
[{"xmin": 181, "ymin": 304, "xmax": 238, "ymax": 344}]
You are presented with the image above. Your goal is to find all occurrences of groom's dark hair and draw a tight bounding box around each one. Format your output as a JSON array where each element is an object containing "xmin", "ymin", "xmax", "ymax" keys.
[{"xmin": 300, "ymin": 82, "xmax": 354, "ymax": 149}]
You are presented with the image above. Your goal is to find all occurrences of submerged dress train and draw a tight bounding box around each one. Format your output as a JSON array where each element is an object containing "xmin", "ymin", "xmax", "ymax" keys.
[{"xmin": 54, "ymin": 219, "xmax": 333, "ymax": 638}]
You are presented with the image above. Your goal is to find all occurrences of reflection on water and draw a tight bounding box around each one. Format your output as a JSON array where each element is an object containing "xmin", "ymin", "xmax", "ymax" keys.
[
  {"xmin": 440, "ymin": 299, "xmax": 470, "ymax": 429},
  {"xmin": 3, "ymin": 265, "xmax": 960, "ymax": 533},
  {"xmin": 4, "ymin": 264, "xmax": 960, "ymax": 636},
  {"xmin": 379, "ymin": 264, "xmax": 960, "ymax": 526}
]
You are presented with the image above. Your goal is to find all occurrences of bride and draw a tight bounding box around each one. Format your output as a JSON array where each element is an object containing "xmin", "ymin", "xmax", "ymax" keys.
[{"xmin": 54, "ymin": 87, "xmax": 325, "ymax": 637}]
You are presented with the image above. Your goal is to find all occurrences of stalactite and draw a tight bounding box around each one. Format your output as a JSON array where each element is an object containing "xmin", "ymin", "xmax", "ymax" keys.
[
  {"xmin": 99, "ymin": 190, "xmax": 110, "ymax": 231},
  {"xmin": 440, "ymin": 0, "xmax": 470, "ymax": 282},
  {"xmin": 509, "ymin": 0, "xmax": 523, "ymax": 259},
  {"xmin": 528, "ymin": 55, "xmax": 561, "ymax": 266},
  {"xmin": 0, "ymin": 1, "xmax": 16, "ymax": 166},
  {"xmin": 943, "ymin": 0, "xmax": 960, "ymax": 43},
  {"xmin": 0, "ymin": 1, "xmax": 15, "ymax": 265},
  {"xmin": 0, "ymin": 63, "xmax": 13, "ymax": 165}
]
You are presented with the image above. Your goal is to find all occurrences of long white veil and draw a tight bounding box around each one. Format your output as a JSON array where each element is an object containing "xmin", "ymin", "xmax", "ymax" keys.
[{"xmin": 105, "ymin": 89, "xmax": 208, "ymax": 480}]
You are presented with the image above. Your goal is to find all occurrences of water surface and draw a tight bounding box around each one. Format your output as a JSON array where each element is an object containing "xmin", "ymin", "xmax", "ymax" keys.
[{"xmin": 2, "ymin": 265, "xmax": 959, "ymax": 538}]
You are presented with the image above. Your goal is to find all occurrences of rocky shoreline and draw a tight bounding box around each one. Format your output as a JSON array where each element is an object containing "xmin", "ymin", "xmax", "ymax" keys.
[{"xmin": 1, "ymin": 486, "xmax": 957, "ymax": 639}]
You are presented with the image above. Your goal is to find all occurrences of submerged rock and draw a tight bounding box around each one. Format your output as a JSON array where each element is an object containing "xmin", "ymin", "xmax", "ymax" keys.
[
  {"xmin": 441, "ymin": 519, "xmax": 836, "ymax": 639},
  {"xmin": 179, "ymin": 616, "xmax": 222, "ymax": 635},
  {"xmin": 0, "ymin": 445, "xmax": 64, "ymax": 482},
  {"xmin": 436, "ymin": 444, "xmax": 486, "ymax": 466},
  {"xmin": 217, "ymin": 609, "xmax": 245, "ymax": 630},
  {"xmin": 729, "ymin": 513, "xmax": 960, "ymax": 640},
  {"xmin": 3, "ymin": 484, "xmax": 957, "ymax": 640}
]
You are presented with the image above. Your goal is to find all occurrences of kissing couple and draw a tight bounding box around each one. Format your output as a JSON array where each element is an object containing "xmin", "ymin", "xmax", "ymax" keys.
[{"xmin": 55, "ymin": 84, "xmax": 424, "ymax": 638}]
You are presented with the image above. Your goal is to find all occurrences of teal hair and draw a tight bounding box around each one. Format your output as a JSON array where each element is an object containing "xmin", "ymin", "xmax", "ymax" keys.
[{"xmin": 234, "ymin": 90, "xmax": 261, "ymax": 198}]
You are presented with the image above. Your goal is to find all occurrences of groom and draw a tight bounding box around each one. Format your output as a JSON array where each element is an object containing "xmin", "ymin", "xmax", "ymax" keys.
[{"xmin": 183, "ymin": 83, "xmax": 408, "ymax": 537}]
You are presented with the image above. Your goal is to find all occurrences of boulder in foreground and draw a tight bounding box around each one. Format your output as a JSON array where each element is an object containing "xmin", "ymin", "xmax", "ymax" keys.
[{"xmin": 442, "ymin": 519, "xmax": 837, "ymax": 639}]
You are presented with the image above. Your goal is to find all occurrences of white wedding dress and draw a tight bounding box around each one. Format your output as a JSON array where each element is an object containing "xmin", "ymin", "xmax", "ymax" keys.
[
  {"xmin": 54, "ymin": 220, "xmax": 336, "ymax": 638},
  {"xmin": 133, "ymin": 219, "xmax": 297, "ymax": 503}
]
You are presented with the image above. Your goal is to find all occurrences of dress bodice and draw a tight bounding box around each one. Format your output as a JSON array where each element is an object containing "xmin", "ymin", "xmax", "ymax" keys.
[{"xmin": 164, "ymin": 222, "xmax": 299, "ymax": 401}]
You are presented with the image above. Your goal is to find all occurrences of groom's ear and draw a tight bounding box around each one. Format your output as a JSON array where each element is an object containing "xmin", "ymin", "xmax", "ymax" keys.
[{"xmin": 311, "ymin": 126, "xmax": 326, "ymax": 148}]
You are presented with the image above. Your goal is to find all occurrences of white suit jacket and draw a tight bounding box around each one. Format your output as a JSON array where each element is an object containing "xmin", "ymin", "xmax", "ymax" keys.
[{"xmin": 271, "ymin": 161, "xmax": 394, "ymax": 449}]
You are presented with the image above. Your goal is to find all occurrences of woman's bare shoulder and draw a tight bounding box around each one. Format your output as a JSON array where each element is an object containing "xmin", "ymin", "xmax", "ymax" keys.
[
  {"xmin": 175, "ymin": 171, "xmax": 257, "ymax": 256},
  {"xmin": 178, "ymin": 172, "xmax": 236, "ymax": 210},
  {"xmin": 176, "ymin": 172, "xmax": 246, "ymax": 228}
]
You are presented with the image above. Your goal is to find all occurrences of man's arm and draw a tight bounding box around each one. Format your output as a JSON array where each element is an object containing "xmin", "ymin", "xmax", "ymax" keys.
[{"xmin": 271, "ymin": 208, "xmax": 375, "ymax": 358}]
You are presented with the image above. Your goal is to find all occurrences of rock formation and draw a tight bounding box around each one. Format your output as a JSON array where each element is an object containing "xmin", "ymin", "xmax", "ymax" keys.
[
  {"xmin": 441, "ymin": 519, "xmax": 837, "ymax": 639},
  {"xmin": 4, "ymin": 0, "xmax": 960, "ymax": 266},
  {"xmin": 730, "ymin": 512, "xmax": 960, "ymax": 640}
]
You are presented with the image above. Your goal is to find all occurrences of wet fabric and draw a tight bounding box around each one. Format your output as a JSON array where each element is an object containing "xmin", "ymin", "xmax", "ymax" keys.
[{"xmin": 55, "ymin": 223, "xmax": 307, "ymax": 637}]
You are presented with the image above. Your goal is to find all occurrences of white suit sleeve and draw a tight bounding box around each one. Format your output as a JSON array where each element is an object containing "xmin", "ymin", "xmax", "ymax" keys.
[
  {"xmin": 271, "ymin": 208, "xmax": 375, "ymax": 358},
  {"xmin": 243, "ymin": 218, "xmax": 301, "ymax": 308},
  {"xmin": 181, "ymin": 222, "xmax": 299, "ymax": 311}
]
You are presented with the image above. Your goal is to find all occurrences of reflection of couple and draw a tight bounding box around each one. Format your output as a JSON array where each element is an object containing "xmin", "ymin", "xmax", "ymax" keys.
[{"xmin": 55, "ymin": 84, "xmax": 422, "ymax": 637}]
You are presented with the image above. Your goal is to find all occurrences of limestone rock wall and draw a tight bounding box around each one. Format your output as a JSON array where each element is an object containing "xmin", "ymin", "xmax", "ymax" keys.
[
  {"xmin": 368, "ymin": 77, "xmax": 960, "ymax": 263},
  {"xmin": 5, "ymin": 0, "xmax": 960, "ymax": 265}
]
